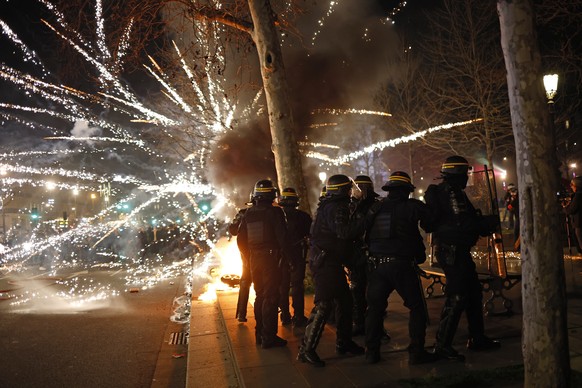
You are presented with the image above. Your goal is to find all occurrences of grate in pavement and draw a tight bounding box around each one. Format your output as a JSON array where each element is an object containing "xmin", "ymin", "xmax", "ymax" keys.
[{"xmin": 169, "ymin": 332, "xmax": 189, "ymax": 345}]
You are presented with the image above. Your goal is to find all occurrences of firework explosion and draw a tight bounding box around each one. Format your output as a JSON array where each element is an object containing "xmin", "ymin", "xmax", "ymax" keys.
[{"xmin": 0, "ymin": 0, "xmax": 252, "ymax": 310}]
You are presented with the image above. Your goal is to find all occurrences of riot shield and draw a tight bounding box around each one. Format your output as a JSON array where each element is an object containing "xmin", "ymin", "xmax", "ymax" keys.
[{"xmin": 465, "ymin": 165, "xmax": 507, "ymax": 277}]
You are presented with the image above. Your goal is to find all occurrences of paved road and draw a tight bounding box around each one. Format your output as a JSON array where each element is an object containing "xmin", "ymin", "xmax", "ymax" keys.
[{"xmin": 0, "ymin": 262, "xmax": 190, "ymax": 388}]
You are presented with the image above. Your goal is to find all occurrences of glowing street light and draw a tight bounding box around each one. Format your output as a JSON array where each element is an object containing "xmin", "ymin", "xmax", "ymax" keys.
[
  {"xmin": 319, "ymin": 172, "xmax": 327, "ymax": 184},
  {"xmin": 90, "ymin": 193, "xmax": 97, "ymax": 210},
  {"xmin": 543, "ymin": 74, "xmax": 559, "ymax": 104},
  {"xmin": 544, "ymin": 73, "xmax": 560, "ymax": 174}
]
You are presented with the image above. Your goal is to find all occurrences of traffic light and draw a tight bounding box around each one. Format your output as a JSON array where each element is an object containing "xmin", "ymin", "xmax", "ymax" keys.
[
  {"xmin": 116, "ymin": 202, "xmax": 131, "ymax": 213},
  {"xmin": 31, "ymin": 207, "xmax": 39, "ymax": 221},
  {"xmin": 197, "ymin": 199, "xmax": 211, "ymax": 214}
]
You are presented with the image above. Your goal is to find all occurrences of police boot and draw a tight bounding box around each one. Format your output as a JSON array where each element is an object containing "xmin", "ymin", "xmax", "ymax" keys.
[
  {"xmin": 408, "ymin": 343, "xmax": 439, "ymax": 365},
  {"xmin": 235, "ymin": 280, "xmax": 251, "ymax": 322},
  {"xmin": 465, "ymin": 296, "xmax": 501, "ymax": 351},
  {"xmin": 297, "ymin": 303, "xmax": 327, "ymax": 367},
  {"xmin": 336, "ymin": 339, "xmax": 365, "ymax": 356},
  {"xmin": 408, "ymin": 320, "xmax": 439, "ymax": 365},
  {"xmin": 261, "ymin": 335, "xmax": 288, "ymax": 349},
  {"xmin": 467, "ymin": 335, "xmax": 501, "ymax": 351},
  {"xmin": 365, "ymin": 348, "xmax": 381, "ymax": 364},
  {"xmin": 434, "ymin": 295, "xmax": 465, "ymax": 362}
]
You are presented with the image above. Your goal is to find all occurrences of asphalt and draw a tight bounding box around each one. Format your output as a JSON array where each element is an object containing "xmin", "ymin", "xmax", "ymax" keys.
[{"xmin": 186, "ymin": 253, "xmax": 582, "ymax": 388}]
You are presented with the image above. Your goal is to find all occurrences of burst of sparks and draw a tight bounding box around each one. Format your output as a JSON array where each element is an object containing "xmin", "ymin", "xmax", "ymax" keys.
[
  {"xmin": 385, "ymin": 1, "xmax": 409, "ymax": 25},
  {"xmin": 309, "ymin": 122, "xmax": 338, "ymax": 128},
  {"xmin": 311, "ymin": 1, "xmax": 341, "ymax": 46},
  {"xmin": 44, "ymin": 136, "xmax": 146, "ymax": 148},
  {"xmin": 312, "ymin": 108, "xmax": 392, "ymax": 117},
  {"xmin": 0, "ymin": 0, "xmax": 252, "ymax": 312},
  {"xmin": 0, "ymin": 19, "xmax": 48, "ymax": 75},
  {"xmin": 307, "ymin": 118, "xmax": 484, "ymax": 165},
  {"xmin": 298, "ymin": 141, "xmax": 340, "ymax": 149}
]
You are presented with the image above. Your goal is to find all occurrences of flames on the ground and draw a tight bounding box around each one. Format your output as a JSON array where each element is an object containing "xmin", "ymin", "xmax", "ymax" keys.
[{"xmin": 198, "ymin": 237, "xmax": 255, "ymax": 304}]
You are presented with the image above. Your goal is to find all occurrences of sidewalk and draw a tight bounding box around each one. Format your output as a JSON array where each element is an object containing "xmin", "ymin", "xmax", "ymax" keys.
[{"xmin": 188, "ymin": 256, "xmax": 582, "ymax": 387}]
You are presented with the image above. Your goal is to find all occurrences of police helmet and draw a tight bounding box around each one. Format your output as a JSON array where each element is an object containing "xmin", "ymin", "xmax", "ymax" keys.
[
  {"xmin": 326, "ymin": 174, "xmax": 352, "ymax": 197},
  {"xmin": 382, "ymin": 171, "xmax": 415, "ymax": 192},
  {"xmin": 279, "ymin": 187, "xmax": 299, "ymax": 207},
  {"xmin": 354, "ymin": 175, "xmax": 379, "ymax": 198},
  {"xmin": 441, "ymin": 155, "xmax": 472, "ymax": 175},
  {"xmin": 253, "ymin": 179, "xmax": 277, "ymax": 201}
]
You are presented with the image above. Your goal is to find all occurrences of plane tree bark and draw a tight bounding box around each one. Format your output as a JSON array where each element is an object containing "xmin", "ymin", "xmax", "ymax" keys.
[{"xmin": 498, "ymin": 0, "xmax": 570, "ymax": 386}]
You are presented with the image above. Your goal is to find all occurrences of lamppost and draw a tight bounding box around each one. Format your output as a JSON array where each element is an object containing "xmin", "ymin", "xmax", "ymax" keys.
[
  {"xmin": 543, "ymin": 73, "xmax": 560, "ymax": 177},
  {"xmin": 543, "ymin": 73, "xmax": 559, "ymax": 144}
]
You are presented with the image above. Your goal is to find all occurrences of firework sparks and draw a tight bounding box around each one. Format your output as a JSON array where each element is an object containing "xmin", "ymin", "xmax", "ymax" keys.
[
  {"xmin": 0, "ymin": 0, "xmax": 250, "ymax": 313},
  {"xmin": 312, "ymin": 108, "xmax": 392, "ymax": 117},
  {"xmin": 309, "ymin": 118, "xmax": 484, "ymax": 166}
]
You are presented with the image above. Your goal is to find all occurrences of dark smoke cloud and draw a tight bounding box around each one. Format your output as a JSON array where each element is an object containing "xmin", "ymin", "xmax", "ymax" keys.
[
  {"xmin": 207, "ymin": 120, "xmax": 277, "ymax": 206},
  {"xmin": 207, "ymin": 1, "xmax": 402, "ymax": 208}
]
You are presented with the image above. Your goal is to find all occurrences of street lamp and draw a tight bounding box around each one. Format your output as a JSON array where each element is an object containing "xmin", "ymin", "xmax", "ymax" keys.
[
  {"xmin": 543, "ymin": 73, "xmax": 560, "ymax": 174},
  {"xmin": 543, "ymin": 73, "xmax": 559, "ymax": 105},
  {"xmin": 90, "ymin": 193, "xmax": 97, "ymax": 211}
]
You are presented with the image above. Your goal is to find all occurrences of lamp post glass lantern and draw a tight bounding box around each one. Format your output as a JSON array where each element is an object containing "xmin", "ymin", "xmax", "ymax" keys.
[
  {"xmin": 544, "ymin": 73, "xmax": 562, "ymax": 179},
  {"xmin": 543, "ymin": 73, "xmax": 559, "ymax": 103}
]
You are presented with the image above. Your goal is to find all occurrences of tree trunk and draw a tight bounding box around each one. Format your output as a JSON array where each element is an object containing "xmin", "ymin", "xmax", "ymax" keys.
[
  {"xmin": 497, "ymin": 1, "xmax": 570, "ymax": 387},
  {"xmin": 247, "ymin": 0, "xmax": 310, "ymax": 213}
]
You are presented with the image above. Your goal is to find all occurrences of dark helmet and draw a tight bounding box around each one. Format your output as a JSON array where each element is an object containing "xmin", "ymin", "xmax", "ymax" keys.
[
  {"xmin": 253, "ymin": 179, "xmax": 277, "ymax": 201},
  {"xmin": 354, "ymin": 175, "xmax": 379, "ymax": 198},
  {"xmin": 279, "ymin": 187, "xmax": 299, "ymax": 206},
  {"xmin": 441, "ymin": 155, "xmax": 472, "ymax": 175},
  {"xmin": 245, "ymin": 191, "xmax": 254, "ymax": 206},
  {"xmin": 326, "ymin": 174, "xmax": 352, "ymax": 197},
  {"xmin": 382, "ymin": 171, "xmax": 415, "ymax": 192}
]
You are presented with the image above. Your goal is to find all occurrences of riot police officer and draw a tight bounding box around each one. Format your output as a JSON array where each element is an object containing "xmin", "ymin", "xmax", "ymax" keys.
[
  {"xmin": 229, "ymin": 195, "xmax": 252, "ymax": 322},
  {"xmin": 363, "ymin": 171, "xmax": 438, "ymax": 365},
  {"xmin": 424, "ymin": 156, "xmax": 500, "ymax": 361},
  {"xmin": 237, "ymin": 179, "xmax": 288, "ymax": 349},
  {"xmin": 349, "ymin": 175, "xmax": 379, "ymax": 336},
  {"xmin": 277, "ymin": 187, "xmax": 312, "ymax": 327},
  {"xmin": 297, "ymin": 174, "xmax": 365, "ymax": 367}
]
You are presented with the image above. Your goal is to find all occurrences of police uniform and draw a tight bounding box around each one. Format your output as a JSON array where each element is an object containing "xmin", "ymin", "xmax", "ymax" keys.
[
  {"xmin": 363, "ymin": 172, "xmax": 438, "ymax": 365},
  {"xmin": 277, "ymin": 187, "xmax": 312, "ymax": 326},
  {"xmin": 237, "ymin": 180, "xmax": 288, "ymax": 349},
  {"xmin": 349, "ymin": 175, "xmax": 379, "ymax": 336},
  {"xmin": 230, "ymin": 207, "xmax": 251, "ymax": 322},
  {"xmin": 297, "ymin": 175, "xmax": 365, "ymax": 367},
  {"xmin": 424, "ymin": 156, "xmax": 500, "ymax": 361}
]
